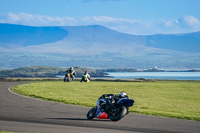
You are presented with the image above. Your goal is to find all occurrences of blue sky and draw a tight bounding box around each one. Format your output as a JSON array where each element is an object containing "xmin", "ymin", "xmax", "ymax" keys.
[{"xmin": 0, "ymin": 0, "xmax": 200, "ymax": 35}]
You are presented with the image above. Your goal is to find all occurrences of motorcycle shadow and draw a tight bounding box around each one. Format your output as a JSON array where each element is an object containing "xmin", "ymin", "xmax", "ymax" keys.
[{"xmin": 47, "ymin": 117, "xmax": 111, "ymax": 122}]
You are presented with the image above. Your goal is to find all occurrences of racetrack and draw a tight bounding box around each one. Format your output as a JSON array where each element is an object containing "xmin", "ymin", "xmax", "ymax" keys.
[{"xmin": 0, "ymin": 82, "xmax": 199, "ymax": 133}]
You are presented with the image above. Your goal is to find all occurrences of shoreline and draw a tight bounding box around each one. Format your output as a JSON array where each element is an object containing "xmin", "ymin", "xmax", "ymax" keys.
[{"xmin": 1, "ymin": 77, "xmax": 200, "ymax": 82}]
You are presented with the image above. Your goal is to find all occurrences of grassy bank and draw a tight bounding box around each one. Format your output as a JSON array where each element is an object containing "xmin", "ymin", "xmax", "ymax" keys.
[{"xmin": 12, "ymin": 80, "xmax": 200, "ymax": 121}]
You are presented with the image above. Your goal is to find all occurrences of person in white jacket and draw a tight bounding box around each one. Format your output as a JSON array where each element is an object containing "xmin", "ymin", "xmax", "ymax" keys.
[{"xmin": 81, "ymin": 71, "xmax": 90, "ymax": 82}]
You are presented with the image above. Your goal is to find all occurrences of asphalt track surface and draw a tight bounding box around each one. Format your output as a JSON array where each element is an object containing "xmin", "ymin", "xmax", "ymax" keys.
[{"xmin": 0, "ymin": 82, "xmax": 199, "ymax": 133}]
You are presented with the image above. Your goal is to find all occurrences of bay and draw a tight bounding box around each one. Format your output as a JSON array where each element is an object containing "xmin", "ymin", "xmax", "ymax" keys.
[{"xmin": 107, "ymin": 72, "xmax": 200, "ymax": 80}]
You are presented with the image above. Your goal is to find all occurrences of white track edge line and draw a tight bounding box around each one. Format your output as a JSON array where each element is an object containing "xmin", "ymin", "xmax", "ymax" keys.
[{"xmin": 8, "ymin": 86, "xmax": 90, "ymax": 108}]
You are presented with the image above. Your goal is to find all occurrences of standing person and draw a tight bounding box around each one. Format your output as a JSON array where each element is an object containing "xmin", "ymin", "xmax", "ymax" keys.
[
  {"xmin": 81, "ymin": 71, "xmax": 91, "ymax": 82},
  {"xmin": 66, "ymin": 67, "xmax": 76, "ymax": 80}
]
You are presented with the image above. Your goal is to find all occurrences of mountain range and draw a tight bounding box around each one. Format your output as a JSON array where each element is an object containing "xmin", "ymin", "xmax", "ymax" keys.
[{"xmin": 0, "ymin": 23, "xmax": 200, "ymax": 69}]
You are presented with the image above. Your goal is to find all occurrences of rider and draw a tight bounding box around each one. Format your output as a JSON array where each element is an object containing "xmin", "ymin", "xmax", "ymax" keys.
[
  {"xmin": 113, "ymin": 91, "xmax": 129, "ymax": 102},
  {"xmin": 81, "ymin": 71, "xmax": 91, "ymax": 82},
  {"xmin": 102, "ymin": 91, "xmax": 128, "ymax": 102},
  {"xmin": 66, "ymin": 67, "xmax": 76, "ymax": 80},
  {"xmin": 99, "ymin": 91, "xmax": 129, "ymax": 111}
]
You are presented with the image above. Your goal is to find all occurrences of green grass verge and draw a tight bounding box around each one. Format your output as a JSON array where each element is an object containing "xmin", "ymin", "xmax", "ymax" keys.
[
  {"xmin": 0, "ymin": 131, "xmax": 16, "ymax": 133},
  {"xmin": 12, "ymin": 81, "xmax": 200, "ymax": 121}
]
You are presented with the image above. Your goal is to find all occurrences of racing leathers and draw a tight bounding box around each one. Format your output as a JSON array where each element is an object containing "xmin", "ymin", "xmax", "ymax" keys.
[{"xmin": 98, "ymin": 94, "xmax": 129, "ymax": 112}]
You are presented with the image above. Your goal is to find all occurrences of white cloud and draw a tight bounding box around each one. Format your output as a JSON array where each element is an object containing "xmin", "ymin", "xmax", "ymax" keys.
[
  {"xmin": 155, "ymin": 16, "xmax": 200, "ymax": 34},
  {"xmin": 80, "ymin": 16, "xmax": 140, "ymax": 23},
  {"xmin": 0, "ymin": 12, "xmax": 77, "ymax": 26},
  {"xmin": 177, "ymin": 16, "xmax": 200, "ymax": 28},
  {"xmin": 162, "ymin": 20, "xmax": 179, "ymax": 27},
  {"xmin": 0, "ymin": 12, "xmax": 200, "ymax": 35}
]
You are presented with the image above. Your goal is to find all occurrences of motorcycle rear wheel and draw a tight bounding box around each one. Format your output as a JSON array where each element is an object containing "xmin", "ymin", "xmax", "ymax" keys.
[
  {"xmin": 109, "ymin": 106, "xmax": 127, "ymax": 121},
  {"xmin": 87, "ymin": 107, "xmax": 96, "ymax": 119}
]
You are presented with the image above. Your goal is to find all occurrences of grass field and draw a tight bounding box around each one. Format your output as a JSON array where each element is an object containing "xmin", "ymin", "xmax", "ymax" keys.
[
  {"xmin": 0, "ymin": 131, "xmax": 15, "ymax": 133},
  {"xmin": 12, "ymin": 80, "xmax": 200, "ymax": 121}
]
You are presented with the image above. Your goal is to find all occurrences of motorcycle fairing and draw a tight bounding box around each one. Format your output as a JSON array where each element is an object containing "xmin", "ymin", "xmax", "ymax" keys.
[
  {"xmin": 117, "ymin": 98, "xmax": 134, "ymax": 107},
  {"xmin": 97, "ymin": 112, "xmax": 108, "ymax": 119},
  {"xmin": 95, "ymin": 105, "xmax": 108, "ymax": 119},
  {"xmin": 96, "ymin": 98, "xmax": 106, "ymax": 105},
  {"xmin": 66, "ymin": 73, "xmax": 70, "ymax": 77}
]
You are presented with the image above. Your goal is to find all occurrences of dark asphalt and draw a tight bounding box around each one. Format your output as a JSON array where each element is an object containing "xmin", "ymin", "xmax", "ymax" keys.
[{"xmin": 0, "ymin": 82, "xmax": 199, "ymax": 133}]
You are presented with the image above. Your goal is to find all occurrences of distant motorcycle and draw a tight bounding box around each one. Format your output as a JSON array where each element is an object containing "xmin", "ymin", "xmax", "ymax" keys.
[
  {"xmin": 64, "ymin": 73, "xmax": 71, "ymax": 82},
  {"xmin": 87, "ymin": 95, "xmax": 134, "ymax": 121}
]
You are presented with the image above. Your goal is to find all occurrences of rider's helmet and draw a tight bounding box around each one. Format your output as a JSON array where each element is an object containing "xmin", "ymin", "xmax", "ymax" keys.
[
  {"xmin": 119, "ymin": 91, "xmax": 127, "ymax": 97},
  {"xmin": 70, "ymin": 67, "xmax": 74, "ymax": 70},
  {"xmin": 84, "ymin": 71, "xmax": 88, "ymax": 75}
]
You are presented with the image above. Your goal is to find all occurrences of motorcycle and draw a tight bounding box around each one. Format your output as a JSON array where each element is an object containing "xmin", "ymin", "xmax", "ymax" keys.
[
  {"xmin": 64, "ymin": 73, "xmax": 71, "ymax": 82},
  {"xmin": 87, "ymin": 95, "xmax": 134, "ymax": 121}
]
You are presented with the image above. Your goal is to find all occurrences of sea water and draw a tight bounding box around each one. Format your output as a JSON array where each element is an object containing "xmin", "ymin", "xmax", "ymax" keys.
[{"xmin": 107, "ymin": 72, "xmax": 200, "ymax": 80}]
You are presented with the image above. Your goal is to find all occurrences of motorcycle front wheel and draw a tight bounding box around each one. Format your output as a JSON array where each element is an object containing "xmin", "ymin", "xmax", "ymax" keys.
[
  {"xmin": 109, "ymin": 106, "xmax": 127, "ymax": 121},
  {"xmin": 86, "ymin": 107, "xmax": 97, "ymax": 119}
]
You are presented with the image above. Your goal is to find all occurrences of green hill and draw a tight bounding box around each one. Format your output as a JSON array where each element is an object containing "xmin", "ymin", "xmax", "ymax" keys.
[{"xmin": 0, "ymin": 66, "xmax": 107, "ymax": 78}]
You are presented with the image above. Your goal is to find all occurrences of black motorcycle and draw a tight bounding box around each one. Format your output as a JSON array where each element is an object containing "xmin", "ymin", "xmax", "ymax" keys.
[{"xmin": 87, "ymin": 95, "xmax": 134, "ymax": 121}]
